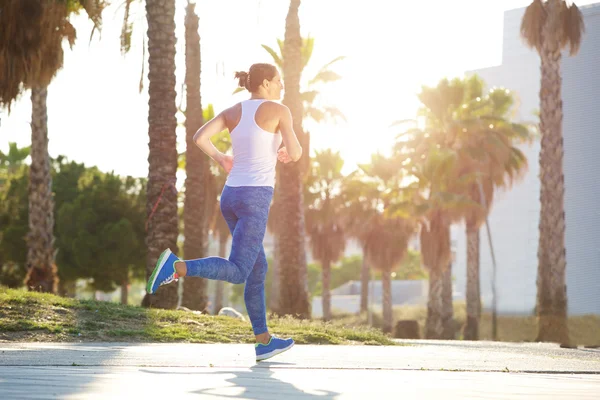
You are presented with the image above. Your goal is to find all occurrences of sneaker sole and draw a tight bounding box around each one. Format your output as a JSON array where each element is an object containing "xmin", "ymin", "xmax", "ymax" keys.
[
  {"xmin": 256, "ymin": 342, "xmax": 294, "ymax": 362},
  {"xmin": 146, "ymin": 249, "xmax": 172, "ymax": 294}
]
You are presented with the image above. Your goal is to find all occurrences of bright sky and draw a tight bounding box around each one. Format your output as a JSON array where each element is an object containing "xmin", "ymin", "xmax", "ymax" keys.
[{"xmin": 1, "ymin": 0, "xmax": 597, "ymax": 180}]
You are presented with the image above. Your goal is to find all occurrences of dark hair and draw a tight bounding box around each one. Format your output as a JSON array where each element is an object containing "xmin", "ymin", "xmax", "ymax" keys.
[{"xmin": 235, "ymin": 63, "xmax": 277, "ymax": 93}]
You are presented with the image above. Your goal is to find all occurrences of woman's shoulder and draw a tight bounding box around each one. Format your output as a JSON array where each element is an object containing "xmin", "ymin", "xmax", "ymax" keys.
[{"xmin": 259, "ymin": 100, "xmax": 289, "ymax": 115}]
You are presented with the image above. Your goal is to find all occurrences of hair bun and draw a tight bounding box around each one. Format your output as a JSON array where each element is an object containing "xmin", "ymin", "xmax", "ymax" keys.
[{"xmin": 235, "ymin": 71, "xmax": 249, "ymax": 89}]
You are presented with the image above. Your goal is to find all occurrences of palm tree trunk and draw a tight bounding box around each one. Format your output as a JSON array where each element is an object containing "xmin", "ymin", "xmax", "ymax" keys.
[
  {"xmin": 142, "ymin": 0, "xmax": 179, "ymax": 309},
  {"xmin": 464, "ymin": 225, "xmax": 481, "ymax": 340},
  {"xmin": 276, "ymin": 0, "xmax": 310, "ymax": 318},
  {"xmin": 121, "ymin": 276, "xmax": 128, "ymax": 305},
  {"xmin": 360, "ymin": 245, "xmax": 369, "ymax": 314},
  {"xmin": 422, "ymin": 215, "xmax": 451, "ymax": 339},
  {"xmin": 441, "ymin": 263, "xmax": 454, "ymax": 339},
  {"xmin": 322, "ymin": 257, "xmax": 332, "ymax": 321},
  {"xmin": 181, "ymin": 0, "xmax": 208, "ymax": 312},
  {"xmin": 536, "ymin": 0, "xmax": 569, "ymax": 344},
  {"xmin": 382, "ymin": 269, "xmax": 393, "ymax": 333},
  {"xmin": 24, "ymin": 86, "xmax": 58, "ymax": 293},
  {"xmin": 426, "ymin": 267, "xmax": 444, "ymax": 339},
  {"xmin": 214, "ymin": 233, "xmax": 228, "ymax": 314}
]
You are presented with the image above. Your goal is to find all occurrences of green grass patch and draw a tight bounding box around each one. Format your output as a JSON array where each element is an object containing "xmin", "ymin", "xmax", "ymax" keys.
[{"xmin": 0, "ymin": 287, "xmax": 394, "ymax": 345}]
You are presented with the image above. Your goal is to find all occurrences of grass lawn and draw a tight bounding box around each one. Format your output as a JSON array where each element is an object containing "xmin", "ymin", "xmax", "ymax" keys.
[{"xmin": 0, "ymin": 287, "xmax": 394, "ymax": 345}]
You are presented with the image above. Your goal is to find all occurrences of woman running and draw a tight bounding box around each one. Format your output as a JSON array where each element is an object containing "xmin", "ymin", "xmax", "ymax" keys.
[{"xmin": 147, "ymin": 63, "xmax": 302, "ymax": 361}]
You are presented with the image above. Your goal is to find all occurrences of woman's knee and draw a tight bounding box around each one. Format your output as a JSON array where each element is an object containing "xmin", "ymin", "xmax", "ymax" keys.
[{"xmin": 231, "ymin": 274, "xmax": 247, "ymax": 285}]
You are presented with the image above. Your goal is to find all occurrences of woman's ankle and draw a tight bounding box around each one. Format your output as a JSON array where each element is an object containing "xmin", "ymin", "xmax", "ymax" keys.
[
  {"xmin": 255, "ymin": 332, "xmax": 271, "ymax": 345},
  {"xmin": 174, "ymin": 261, "xmax": 187, "ymax": 277}
]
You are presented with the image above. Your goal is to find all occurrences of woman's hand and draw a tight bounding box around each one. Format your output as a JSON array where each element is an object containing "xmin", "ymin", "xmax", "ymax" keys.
[
  {"xmin": 277, "ymin": 147, "xmax": 293, "ymax": 164},
  {"xmin": 219, "ymin": 154, "xmax": 234, "ymax": 173}
]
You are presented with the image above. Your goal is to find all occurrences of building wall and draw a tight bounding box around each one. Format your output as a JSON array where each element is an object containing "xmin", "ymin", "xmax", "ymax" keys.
[
  {"xmin": 453, "ymin": 4, "xmax": 600, "ymax": 315},
  {"xmin": 562, "ymin": 5, "xmax": 600, "ymax": 315}
]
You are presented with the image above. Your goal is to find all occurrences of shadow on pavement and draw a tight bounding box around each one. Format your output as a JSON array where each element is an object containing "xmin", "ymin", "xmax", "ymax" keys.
[{"xmin": 141, "ymin": 362, "xmax": 340, "ymax": 399}]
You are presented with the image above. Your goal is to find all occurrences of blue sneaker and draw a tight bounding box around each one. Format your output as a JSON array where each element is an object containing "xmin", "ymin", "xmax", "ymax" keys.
[
  {"xmin": 255, "ymin": 336, "xmax": 295, "ymax": 361},
  {"xmin": 147, "ymin": 248, "xmax": 180, "ymax": 294}
]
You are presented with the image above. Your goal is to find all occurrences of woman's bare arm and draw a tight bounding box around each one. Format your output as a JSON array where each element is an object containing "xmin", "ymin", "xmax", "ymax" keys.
[
  {"xmin": 277, "ymin": 105, "xmax": 303, "ymax": 162},
  {"xmin": 193, "ymin": 111, "xmax": 228, "ymax": 166}
]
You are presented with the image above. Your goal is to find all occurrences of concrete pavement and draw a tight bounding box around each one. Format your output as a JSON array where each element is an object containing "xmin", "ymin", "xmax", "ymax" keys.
[{"xmin": 1, "ymin": 340, "xmax": 599, "ymax": 399}]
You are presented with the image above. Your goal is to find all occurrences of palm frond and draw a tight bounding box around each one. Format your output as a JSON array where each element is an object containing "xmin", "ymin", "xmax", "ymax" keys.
[
  {"xmin": 120, "ymin": 0, "xmax": 135, "ymax": 54},
  {"xmin": 365, "ymin": 216, "xmax": 416, "ymax": 272},
  {"xmin": 301, "ymin": 36, "xmax": 314, "ymax": 70},
  {"xmin": 520, "ymin": 0, "xmax": 546, "ymax": 52},
  {"xmin": 323, "ymin": 106, "xmax": 347, "ymax": 122},
  {"xmin": 301, "ymin": 90, "xmax": 319, "ymax": 104},
  {"xmin": 318, "ymin": 56, "xmax": 345, "ymax": 73},
  {"xmin": 304, "ymin": 106, "xmax": 325, "ymax": 123},
  {"xmin": 63, "ymin": 20, "xmax": 77, "ymax": 49},
  {"xmin": 79, "ymin": 0, "xmax": 105, "ymax": 34},
  {"xmin": 308, "ymin": 70, "xmax": 342, "ymax": 86},
  {"xmin": 561, "ymin": 2, "xmax": 585, "ymax": 56},
  {"xmin": 0, "ymin": 1, "xmax": 67, "ymax": 107},
  {"xmin": 261, "ymin": 44, "xmax": 283, "ymax": 68},
  {"xmin": 390, "ymin": 119, "xmax": 417, "ymax": 129},
  {"xmin": 276, "ymin": 38, "xmax": 285, "ymax": 59}
]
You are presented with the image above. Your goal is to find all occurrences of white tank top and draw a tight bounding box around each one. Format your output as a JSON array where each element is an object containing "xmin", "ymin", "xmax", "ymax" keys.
[{"xmin": 225, "ymin": 99, "xmax": 283, "ymax": 188}]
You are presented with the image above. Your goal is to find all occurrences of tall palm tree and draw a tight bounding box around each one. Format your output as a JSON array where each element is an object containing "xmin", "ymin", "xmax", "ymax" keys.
[
  {"xmin": 262, "ymin": 35, "xmax": 345, "ymax": 312},
  {"xmin": 394, "ymin": 78, "xmax": 484, "ymax": 339},
  {"xmin": 276, "ymin": 0, "xmax": 311, "ymax": 318},
  {"xmin": 0, "ymin": 0, "xmax": 103, "ymax": 293},
  {"xmin": 258, "ymin": 30, "xmax": 345, "ymax": 316},
  {"xmin": 457, "ymin": 80, "xmax": 531, "ymax": 340},
  {"xmin": 180, "ymin": 0, "xmax": 209, "ymax": 312},
  {"xmin": 304, "ymin": 150, "xmax": 346, "ymax": 321},
  {"xmin": 520, "ymin": 0, "xmax": 584, "ymax": 344},
  {"xmin": 142, "ymin": 0, "xmax": 179, "ymax": 308}
]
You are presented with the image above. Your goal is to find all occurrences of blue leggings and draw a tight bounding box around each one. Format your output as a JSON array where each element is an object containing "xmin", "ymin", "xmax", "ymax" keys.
[{"xmin": 184, "ymin": 185, "xmax": 273, "ymax": 335}]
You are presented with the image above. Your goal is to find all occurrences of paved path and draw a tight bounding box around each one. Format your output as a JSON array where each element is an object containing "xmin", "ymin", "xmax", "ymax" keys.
[{"xmin": 1, "ymin": 341, "xmax": 599, "ymax": 399}]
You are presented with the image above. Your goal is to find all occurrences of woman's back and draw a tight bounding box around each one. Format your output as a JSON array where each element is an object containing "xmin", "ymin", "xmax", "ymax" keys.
[
  {"xmin": 191, "ymin": 63, "xmax": 302, "ymax": 186},
  {"xmin": 223, "ymin": 99, "xmax": 282, "ymax": 188}
]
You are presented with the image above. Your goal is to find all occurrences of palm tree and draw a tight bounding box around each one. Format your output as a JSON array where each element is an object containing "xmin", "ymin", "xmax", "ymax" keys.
[
  {"xmin": 180, "ymin": 0, "xmax": 209, "ymax": 312},
  {"xmin": 276, "ymin": 0, "xmax": 311, "ymax": 318},
  {"xmin": 304, "ymin": 150, "xmax": 346, "ymax": 321},
  {"xmin": 394, "ymin": 78, "xmax": 485, "ymax": 339},
  {"xmin": 261, "ymin": 32, "xmax": 345, "ymax": 314},
  {"xmin": 345, "ymin": 154, "xmax": 416, "ymax": 332},
  {"xmin": 520, "ymin": 0, "xmax": 585, "ymax": 344},
  {"xmin": 142, "ymin": 0, "xmax": 179, "ymax": 308},
  {"xmin": 457, "ymin": 79, "xmax": 531, "ymax": 340},
  {"xmin": 0, "ymin": 0, "xmax": 103, "ymax": 293}
]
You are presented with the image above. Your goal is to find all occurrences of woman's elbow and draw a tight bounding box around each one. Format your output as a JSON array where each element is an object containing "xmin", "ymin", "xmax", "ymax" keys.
[
  {"xmin": 292, "ymin": 147, "xmax": 303, "ymax": 162},
  {"xmin": 193, "ymin": 130, "xmax": 203, "ymax": 147}
]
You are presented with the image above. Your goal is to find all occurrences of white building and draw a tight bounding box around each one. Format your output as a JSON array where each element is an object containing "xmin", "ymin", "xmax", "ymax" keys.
[{"xmin": 452, "ymin": 4, "xmax": 600, "ymax": 315}]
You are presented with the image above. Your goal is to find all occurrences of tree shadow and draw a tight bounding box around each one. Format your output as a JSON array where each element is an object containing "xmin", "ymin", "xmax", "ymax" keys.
[{"xmin": 141, "ymin": 362, "xmax": 340, "ymax": 399}]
